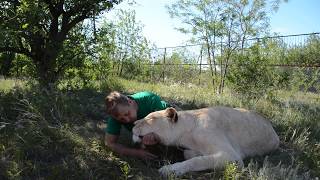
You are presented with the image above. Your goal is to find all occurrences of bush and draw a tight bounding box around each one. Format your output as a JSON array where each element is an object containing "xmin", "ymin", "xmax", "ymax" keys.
[{"xmin": 228, "ymin": 45, "xmax": 277, "ymax": 99}]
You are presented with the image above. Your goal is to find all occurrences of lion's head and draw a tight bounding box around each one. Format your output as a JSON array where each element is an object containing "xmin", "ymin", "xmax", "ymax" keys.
[{"xmin": 132, "ymin": 107, "xmax": 178, "ymax": 146}]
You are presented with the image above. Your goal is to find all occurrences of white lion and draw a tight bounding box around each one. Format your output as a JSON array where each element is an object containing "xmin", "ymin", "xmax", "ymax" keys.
[{"xmin": 132, "ymin": 107, "xmax": 279, "ymax": 176}]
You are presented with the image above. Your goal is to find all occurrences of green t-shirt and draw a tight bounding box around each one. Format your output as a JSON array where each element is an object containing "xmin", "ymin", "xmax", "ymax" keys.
[{"xmin": 105, "ymin": 91, "xmax": 170, "ymax": 135}]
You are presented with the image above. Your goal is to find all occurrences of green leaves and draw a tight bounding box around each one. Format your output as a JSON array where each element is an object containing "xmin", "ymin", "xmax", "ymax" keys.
[
  {"xmin": 0, "ymin": 0, "xmax": 122, "ymax": 87},
  {"xmin": 97, "ymin": 9, "xmax": 152, "ymax": 78},
  {"xmin": 227, "ymin": 44, "xmax": 276, "ymax": 99},
  {"xmin": 21, "ymin": 23, "xmax": 29, "ymax": 29}
]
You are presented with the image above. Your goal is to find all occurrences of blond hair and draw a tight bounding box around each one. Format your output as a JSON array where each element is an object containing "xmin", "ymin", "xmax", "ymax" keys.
[{"xmin": 105, "ymin": 91, "xmax": 130, "ymax": 115}]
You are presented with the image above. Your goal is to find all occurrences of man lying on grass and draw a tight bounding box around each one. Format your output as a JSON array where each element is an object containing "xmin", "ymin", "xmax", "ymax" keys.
[{"xmin": 104, "ymin": 91, "xmax": 170, "ymax": 159}]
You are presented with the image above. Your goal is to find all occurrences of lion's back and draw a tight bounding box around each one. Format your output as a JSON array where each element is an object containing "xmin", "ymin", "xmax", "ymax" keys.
[{"xmin": 194, "ymin": 107, "xmax": 279, "ymax": 157}]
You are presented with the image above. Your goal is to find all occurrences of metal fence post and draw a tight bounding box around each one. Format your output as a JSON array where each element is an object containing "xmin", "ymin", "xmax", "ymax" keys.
[
  {"xmin": 162, "ymin": 48, "xmax": 166, "ymax": 83},
  {"xmin": 199, "ymin": 47, "xmax": 203, "ymax": 85}
]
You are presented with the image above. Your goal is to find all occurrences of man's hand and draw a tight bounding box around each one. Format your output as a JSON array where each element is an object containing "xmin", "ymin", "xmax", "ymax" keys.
[
  {"xmin": 136, "ymin": 149, "xmax": 158, "ymax": 160},
  {"xmin": 105, "ymin": 133, "xmax": 157, "ymax": 160},
  {"xmin": 142, "ymin": 132, "xmax": 159, "ymax": 145}
]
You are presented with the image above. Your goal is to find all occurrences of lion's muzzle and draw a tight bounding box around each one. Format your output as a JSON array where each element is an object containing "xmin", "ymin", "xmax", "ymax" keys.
[{"xmin": 133, "ymin": 134, "xmax": 145, "ymax": 143}]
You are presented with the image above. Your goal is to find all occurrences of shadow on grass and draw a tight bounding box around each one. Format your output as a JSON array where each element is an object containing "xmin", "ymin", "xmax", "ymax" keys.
[{"xmin": 0, "ymin": 84, "xmax": 131, "ymax": 179}]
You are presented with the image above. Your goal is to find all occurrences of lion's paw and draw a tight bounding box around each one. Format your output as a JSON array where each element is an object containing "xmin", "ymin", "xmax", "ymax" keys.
[
  {"xmin": 158, "ymin": 163, "xmax": 185, "ymax": 176},
  {"xmin": 158, "ymin": 165, "xmax": 172, "ymax": 176}
]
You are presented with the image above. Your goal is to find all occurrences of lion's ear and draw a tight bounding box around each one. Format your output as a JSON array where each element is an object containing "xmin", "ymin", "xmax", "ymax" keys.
[{"xmin": 165, "ymin": 107, "xmax": 178, "ymax": 123}]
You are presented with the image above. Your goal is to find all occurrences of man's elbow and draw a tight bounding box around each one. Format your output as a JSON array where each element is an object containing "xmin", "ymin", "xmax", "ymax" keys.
[
  {"xmin": 104, "ymin": 134, "xmax": 117, "ymax": 149},
  {"xmin": 105, "ymin": 139, "xmax": 113, "ymax": 147},
  {"xmin": 104, "ymin": 138, "xmax": 109, "ymax": 146},
  {"xmin": 105, "ymin": 140, "xmax": 125, "ymax": 155}
]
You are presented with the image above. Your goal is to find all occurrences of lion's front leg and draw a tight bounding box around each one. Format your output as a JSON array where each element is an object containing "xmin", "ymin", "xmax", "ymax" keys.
[
  {"xmin": 183, "ymin": 149, "xmax": 202, "ymax": 160},
  {"xmin": 159, "ymin": 151, "xmax": 243, "ymax": 176}
]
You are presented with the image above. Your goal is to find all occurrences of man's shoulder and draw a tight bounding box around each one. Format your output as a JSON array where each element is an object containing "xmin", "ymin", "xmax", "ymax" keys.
[
  {"xmin": 106, "ymin": 117, "xmax": 122, "ymax": 129},
  {"xmin": 131, "ymin": 91, "xmax": 158, "ymax": 99},
  {"xmin": 106, "ymin": 117, "xmax": 121, "ymax": 135}
]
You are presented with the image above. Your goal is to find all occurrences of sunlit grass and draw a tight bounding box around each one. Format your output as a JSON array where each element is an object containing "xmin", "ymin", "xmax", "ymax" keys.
[
  {"xmin": 101, "ymin": 77, "xmax": 244, "ymax": 109},
  {"xmin": 0, "ymin": 78, "xmax": 25, "ymax": 92}
]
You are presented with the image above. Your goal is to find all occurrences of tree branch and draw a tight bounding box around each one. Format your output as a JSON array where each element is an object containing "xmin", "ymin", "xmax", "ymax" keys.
[{"xmin": 61, "ymin": 14, "xmax": 88, "ymax": 37}]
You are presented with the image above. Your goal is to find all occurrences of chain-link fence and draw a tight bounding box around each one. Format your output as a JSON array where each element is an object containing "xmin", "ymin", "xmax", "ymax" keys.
[{"xmin": 139, "ymin": 32, "xmax": 320, "ymax": 93}]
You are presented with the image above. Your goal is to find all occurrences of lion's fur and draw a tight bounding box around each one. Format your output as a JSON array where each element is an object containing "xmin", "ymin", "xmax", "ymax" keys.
[{"xmin": 132, "ymin": 106, "xmax": 279, "ymax": 175}]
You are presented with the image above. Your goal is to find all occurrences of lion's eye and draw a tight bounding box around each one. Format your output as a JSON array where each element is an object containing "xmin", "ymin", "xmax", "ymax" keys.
[
  {"xmin": 146, "ymin": 118, "xmax": 153, "ymax": 124},
  {"xmin": 144, "ymin": 117, "xmax": 151, "ymax": 121}
]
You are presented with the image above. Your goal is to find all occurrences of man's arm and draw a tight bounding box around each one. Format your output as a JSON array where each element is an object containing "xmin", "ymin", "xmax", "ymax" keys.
[{"xmin": 105, "ymin": 133, "xmax": 157, "ymax": 160}]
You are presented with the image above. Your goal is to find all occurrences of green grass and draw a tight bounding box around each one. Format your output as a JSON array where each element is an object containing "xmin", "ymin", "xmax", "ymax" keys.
[
  {"xmin": 0, "ymin": 78, "xmax": 25, "ymax": 92},
  {"xmin": 0, "ymin": 77, "xmax": 319, "ymax": 179}
]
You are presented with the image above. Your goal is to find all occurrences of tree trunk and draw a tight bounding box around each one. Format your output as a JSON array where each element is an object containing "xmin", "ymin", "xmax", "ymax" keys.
[
  {"xmin": 35, "ymin": 59, "xmax": 57, "ymax": 88},
  {"xmin": 209, "ymin": 26, "xmax": 217, "ymax": 92},
  {"xmin": 206, "ymin": 38, "xmax": 215, "ymax": 88},
  {"xmin": 33, "ymin": 44, "xmax": 61, "ymax": 88}
]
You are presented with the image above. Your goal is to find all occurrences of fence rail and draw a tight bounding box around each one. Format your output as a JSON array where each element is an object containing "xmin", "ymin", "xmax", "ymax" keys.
[
  {"xmin": 157, "ymin": 32, "xmax": 320, "ymax": 49},
  {"xmin": 141, "ymin": 63, "xmax": 320, "ymax": 68}
]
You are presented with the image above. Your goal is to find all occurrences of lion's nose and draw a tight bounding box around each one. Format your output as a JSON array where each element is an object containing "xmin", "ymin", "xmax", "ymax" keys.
[{"xmin": 132, "ymin": 134, "xmax": 142, "ymax": 143}]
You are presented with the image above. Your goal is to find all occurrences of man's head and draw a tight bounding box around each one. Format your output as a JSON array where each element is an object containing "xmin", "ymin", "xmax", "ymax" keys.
[{"xmin": 105, "ymin": 91, "xmax": 138, "ymax": 123}]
